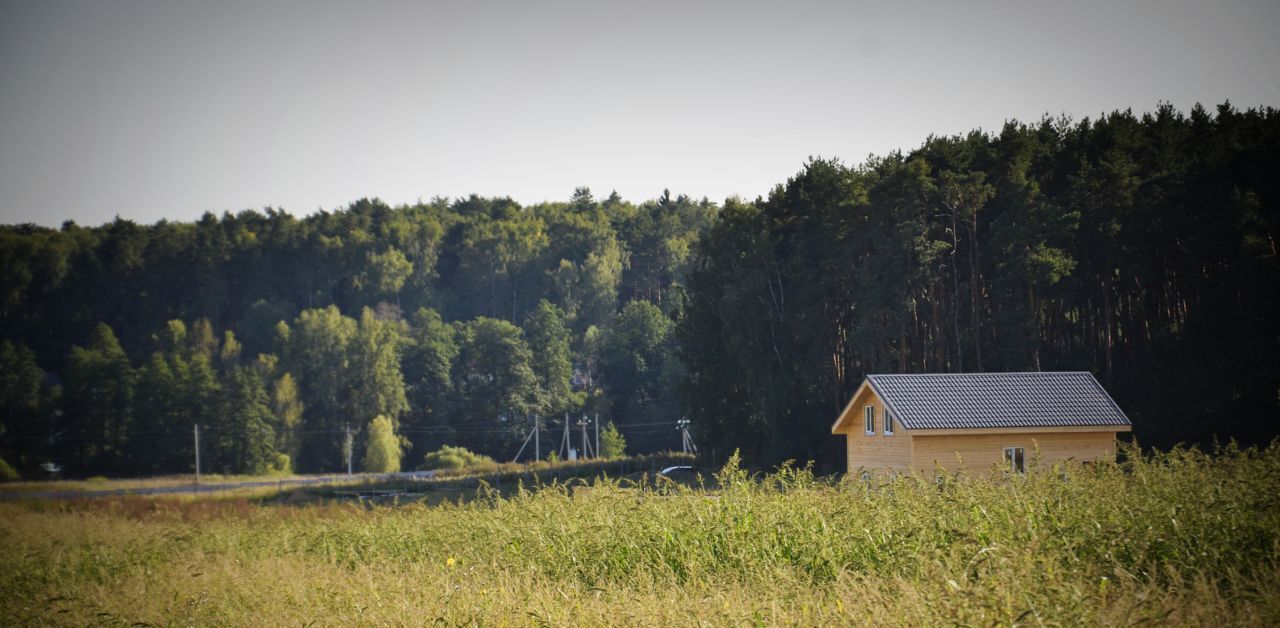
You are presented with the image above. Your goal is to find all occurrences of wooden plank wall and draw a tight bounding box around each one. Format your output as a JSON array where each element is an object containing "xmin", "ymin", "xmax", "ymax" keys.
[
  {"xmin": 910, "ymin": 431, "xmax": 1118, "ymax": 474},
  {"xmin": 845, "ymin": 389, "xmax": 913, "ymax": 472}
]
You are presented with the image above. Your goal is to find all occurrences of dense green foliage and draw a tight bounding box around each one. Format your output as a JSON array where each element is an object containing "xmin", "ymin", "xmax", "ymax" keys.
[
  {"xmin": 1, "ymin": 444, "xmax": 1277, "ymax": 624},
  {"xmin": 0, "ymin": 187, "xmax": 711, "ymax": 475},
  {"xmin": 0, "ymin": 341, "xmax": 55, "ymax": 472},
  {"xmin": 417, "ymin": 444, "xmax": 495, "ymax": 471},
  {"xmin": 681, "ymin": 103, "xmax": 1279, "ymax": 468},
  {"xmin": 0, "ymin": 102, "xmax": 1276, "ymax": 475},
  {"xmin": 362, "ymin": 415, "xmax": 402, "ymax": 473},
  {"xmin": 600, "ymin": 421, "xmax": 627, "ymax": 458}
]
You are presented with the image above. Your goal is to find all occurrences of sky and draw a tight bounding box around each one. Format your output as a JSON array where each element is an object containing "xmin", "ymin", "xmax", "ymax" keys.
[{"xmin": 1, "ymin": 0, "xmax": 1278, "ymax": 227}]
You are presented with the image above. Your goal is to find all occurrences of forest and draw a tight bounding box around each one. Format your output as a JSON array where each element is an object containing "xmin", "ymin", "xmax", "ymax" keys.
[
  {"xmin": 0, "ymin": 101, "xmax": 1276, "ymax": 477},
  {"xmin": 0, "ymin": 187, "xmax": 709, "ymax": 476}
]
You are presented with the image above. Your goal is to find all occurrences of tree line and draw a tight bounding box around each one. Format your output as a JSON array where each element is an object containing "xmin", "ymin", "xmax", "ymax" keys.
[
  {"xmin": 0, "ymin": 189, "xmax": 708, "ymax": 475},
  {"xmin": 1, "ymin": 101, "xmax": 1276, "ymax": 476},
  {"xmin": 680, "ymin": 102, "xmax": 1278, "ymax": 469}
]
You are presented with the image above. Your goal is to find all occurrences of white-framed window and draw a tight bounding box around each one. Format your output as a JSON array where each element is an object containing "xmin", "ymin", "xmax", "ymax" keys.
[
  {"xmin": 864, "ymin": 405, "xmax": 875, "ymax": 435},
  {"xmin": 883, "ymin": 410, "xmax": 895, "ymax": 435},
  {"xmin": 1004, "ymin": 447, "xmax": 1026, "ymax": 474}
]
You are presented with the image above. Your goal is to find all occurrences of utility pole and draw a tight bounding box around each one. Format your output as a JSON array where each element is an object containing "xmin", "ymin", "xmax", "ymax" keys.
[
  {"xmin": 677, "ymin": 418, "xmax": 697, "ymax": 454},
  {"xmin": 534, "ymin": 414, "xmax": 540, "ymax": 461},
  {"xmin": 577, "ymin": 415, "xmax": 593, "ymax": 459},
  {"xmin": 344, "ymin": 424, "xmax": 353, "ymax": 476},
  {"xmin": 193, "ymin": 424, "xmax": 201, "ymax": 487},
  {"xmin": 594, "ymin": 413, "xmax": 599, "ymax": 459},
  {"xmin": 513, "ymin": 415, "xmax": 543, "ymax": 463},
  {"xmin": 560, "ymin": 412, "xmax": 572, "ymax": 459}
]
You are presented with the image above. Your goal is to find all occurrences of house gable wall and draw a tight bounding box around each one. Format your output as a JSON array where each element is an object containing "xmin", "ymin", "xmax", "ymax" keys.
[{"xmin": 844, "ymin": 387, "xmax": 913, "ymax": 472}]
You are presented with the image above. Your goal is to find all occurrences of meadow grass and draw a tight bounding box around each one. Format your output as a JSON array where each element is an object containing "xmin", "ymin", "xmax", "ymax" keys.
[
  {"xmin": 0, "ymin": 472, "xmax": 303, "ymax": 494},
  {"xmin": 1, "ymin": 443, "xmax": 1277, "ymax": 626},
  {"xmin": 0, "ymin": 452, "xmax": 694, "ymax": 496}
]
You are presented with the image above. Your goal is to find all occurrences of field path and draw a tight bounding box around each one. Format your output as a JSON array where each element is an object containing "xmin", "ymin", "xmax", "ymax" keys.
[{"xmin": 0, "ymin": 470, "xmax": 437, "ymax": 500}]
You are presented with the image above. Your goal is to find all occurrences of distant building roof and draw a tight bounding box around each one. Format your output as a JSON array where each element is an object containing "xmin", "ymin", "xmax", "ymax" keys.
[{"xmin": 867, "ymin": 372, "xmax": 1131, "ymax": 430}]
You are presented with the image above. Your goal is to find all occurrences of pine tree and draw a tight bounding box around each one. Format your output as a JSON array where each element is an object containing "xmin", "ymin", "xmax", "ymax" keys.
[
  {"xmin": 599, "ymin": 421, "xmax": 626, "ymax": 458},
  {"xmin": 215, "ymin": 367, "xmax": 277, "ymax": 474},
  {"xmin": 0, "ymin": 341, "xmax": 51, "ymax": 473},
  {"xmin": 132, "ymin": 352, "xmax": 177, "ymax": 474},
  {"xmin": 62, "ymin": 323, "xmax": 134, "ymax": 474}
]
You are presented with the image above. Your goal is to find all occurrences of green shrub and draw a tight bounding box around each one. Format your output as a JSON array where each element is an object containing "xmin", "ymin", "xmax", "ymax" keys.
[
  {"xmin": 599, "ymin": 421, "xmax": 627, "ymax": 458},
  {"xmin": 418, "ymin": 445, "xmax": 495, "ymax": 471},
  {"xmin": 268, "ymin": 453, "xmax": 292, "ymax": 476},
  {"xmin": 0, "ymin": 456, "xmax": 18, "ymax": 481},
  {"xmin": 362, "ymin": 415, "xmax": 402, "ymax": 473}
]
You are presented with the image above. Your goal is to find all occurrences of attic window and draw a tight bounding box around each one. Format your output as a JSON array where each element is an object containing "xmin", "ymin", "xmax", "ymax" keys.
[
  {"xmin": 864, "ymin": 405, "xmax": 875, "ymax": 434},
  {"xmin": 884, "ymin": 410, "xmax": 895, "ymax": 435}
]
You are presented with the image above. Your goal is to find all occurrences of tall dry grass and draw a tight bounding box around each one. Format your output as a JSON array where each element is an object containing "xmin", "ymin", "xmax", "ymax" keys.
[{"xmin": 1, "ymin": 443, "xmax": 1277, "ymax": 626}]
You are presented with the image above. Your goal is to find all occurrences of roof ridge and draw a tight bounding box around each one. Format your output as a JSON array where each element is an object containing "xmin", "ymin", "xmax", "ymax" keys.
[{"xmin": 868, "ymin": 371, "xmax": 1095, "ymax": 377}]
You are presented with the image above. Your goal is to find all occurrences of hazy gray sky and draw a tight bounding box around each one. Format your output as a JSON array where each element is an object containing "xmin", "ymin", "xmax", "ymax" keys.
[{"xmin": 1, "ymin": 0, "xmax": 1277, "ymax": 226}]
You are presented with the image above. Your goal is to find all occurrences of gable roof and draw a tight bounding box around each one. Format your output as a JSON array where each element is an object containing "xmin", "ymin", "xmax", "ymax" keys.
[{"xmin": 836, "ymin": 372, "xmax": 1131, "ymax": 432}]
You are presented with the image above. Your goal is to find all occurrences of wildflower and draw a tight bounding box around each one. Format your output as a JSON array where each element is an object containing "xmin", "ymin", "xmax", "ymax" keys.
[{"xmin": 447, "ymin": 557, "xmax": 456, "ymax": 567}]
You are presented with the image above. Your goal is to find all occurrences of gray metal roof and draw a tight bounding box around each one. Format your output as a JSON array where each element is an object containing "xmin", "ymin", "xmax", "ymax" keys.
[{"xmin": 867, "ymin": 372, "xmax": 1131, "ymax": 430}]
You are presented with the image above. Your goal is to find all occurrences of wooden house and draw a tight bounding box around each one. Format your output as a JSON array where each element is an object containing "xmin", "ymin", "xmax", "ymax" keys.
[{"xmin": 830, "ymin": 372, "xmax": 1131, "ymax": 474}]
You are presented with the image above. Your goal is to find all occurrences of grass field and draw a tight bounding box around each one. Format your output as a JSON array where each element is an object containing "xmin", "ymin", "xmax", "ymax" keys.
[
  {"xmin": 0, "ymin": 452, "xmax": 695, "ymax": 497},
  {"xmin": 1, "ymin": 444, "xmax": 1277, "ymax": 626},
  {"xmin": 0, "ymin": 472, "xmax": 304, "ymax": 494}
]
